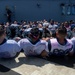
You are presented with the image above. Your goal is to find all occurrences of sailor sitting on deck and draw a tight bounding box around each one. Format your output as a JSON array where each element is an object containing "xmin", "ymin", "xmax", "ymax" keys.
[
  {"xmin": 0, "ymin": 25, "xmax": 21, "ymax": 58},
  {"xmin": 41, "ymin": 26, "xmax": 74, "ymax": 58},
  {"xmin": 18, "ymin": 27, "xmax": 48, "ymax": 57}
]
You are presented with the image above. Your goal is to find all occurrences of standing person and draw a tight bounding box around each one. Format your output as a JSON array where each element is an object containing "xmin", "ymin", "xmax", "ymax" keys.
[
  {"xmin": 18, "ymin": 27, "xmax": 48, "ymax": 57},
  {"xmin": 41, "ymin": 26, "xmax": 74, "ymax": 58},
  {"xmin": 6, "ymin": 7, "xmax": 12, "ymax": 23},
  {"xmin": 0, "ymin": 25, "xmax": 21, "ymax": 58}
]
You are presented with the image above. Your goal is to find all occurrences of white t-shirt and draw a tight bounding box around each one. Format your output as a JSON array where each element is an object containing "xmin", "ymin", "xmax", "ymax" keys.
[
  {"xmin": 18, "ymin": 38, "xmax": 47, "ymax": 56},
  {"xmin": 0, "ymin": 39, "xmax": 21, "ymax": 58},
  {"xmin": 71, "ymin": 37, "xmax": 75, "ymax": 51},
  {"xmin": 46, "ymin": 38, "xmax": 73, "ymax": 56}
]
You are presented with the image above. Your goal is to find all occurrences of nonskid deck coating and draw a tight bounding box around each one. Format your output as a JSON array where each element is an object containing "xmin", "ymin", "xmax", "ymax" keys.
[{"xmin": 0, "ymin": 53, "xmax": 75, "ymax": 75}]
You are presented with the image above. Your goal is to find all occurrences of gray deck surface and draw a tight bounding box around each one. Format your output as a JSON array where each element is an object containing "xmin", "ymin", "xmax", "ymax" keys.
[{"xmin": 0, "ymin": 53, "xmax": 75, "ymax": 75}]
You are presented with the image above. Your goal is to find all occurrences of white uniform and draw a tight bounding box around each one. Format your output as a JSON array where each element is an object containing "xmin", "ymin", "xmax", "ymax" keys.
[
  {"xmin": 71, "ymin": 37, "xmax": 75, "ymax": 52},
  {"xmin": 18, "ymin": 38, "xmax": 47, "ymax": 56},
  {"xmin": 0, "ymin": 39, "xmax": 21, "ymax": 58},
  {"xmin": 46, "ymin": 38, "xmax": 73, "ymax": 56}
]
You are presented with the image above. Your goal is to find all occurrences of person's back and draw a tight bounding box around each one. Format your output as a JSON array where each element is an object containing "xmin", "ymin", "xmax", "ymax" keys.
[
  {"xmin": 9, "ymin": 26, "xmax": 16, "ymax": 39},
  {"xmin": 41, "ymin": 26, "xmax": 74, "ymax": 58},
  {"xmin": 48, "ymin": 26, "xmax": 73, "ymax": 56},
  {"xmin": 9, "ymin": 25, "xmax": 20, "ymax": 39},
  {"xmin": 18, "ymin": 27, "xmax": 47, "ymax": 56},
  {"xmin": 0, "ymin": 39, "xmax": 21, "ymax": 58},
  {"xmin": 0, "ymin": 25, "xmax": 21, "ymax": 58}
]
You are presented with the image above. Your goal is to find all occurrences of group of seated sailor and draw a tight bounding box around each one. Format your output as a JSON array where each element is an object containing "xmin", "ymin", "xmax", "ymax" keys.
[{"xmin": 0, "ymin": 24, "xmax": 75, "ymax": 59}]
